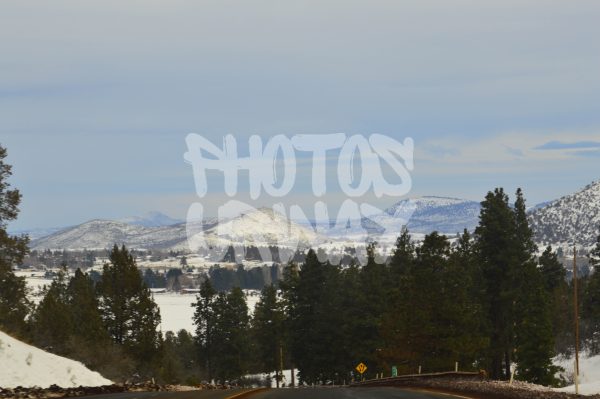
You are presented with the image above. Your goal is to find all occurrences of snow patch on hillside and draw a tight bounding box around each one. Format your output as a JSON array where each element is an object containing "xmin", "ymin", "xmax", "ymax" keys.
[
  {"xmin": 0, "ymin": 330, "xmax": 112, "ymax": 388},
  {"xmin": 554, "ymin": 352, "xmax": 600, "ymax": 395}
]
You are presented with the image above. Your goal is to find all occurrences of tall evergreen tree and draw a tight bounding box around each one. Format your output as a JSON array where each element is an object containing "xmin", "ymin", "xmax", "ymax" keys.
[
  {"xmin": 514, "ymin": 265, "xmax": 558, "ymax": 385},
  {"xmin": 512, "ymin": 189, "xmax": 557, "ymax": 384},
  {"xmin": 539, "ymin": 246, "xmax": 566, "ymax": 292},
  {"xmin": 31, "ymin": 269, "xmax": 72, "ymax": 352},
  {"xmin": 447, "ymin": 230, "xmax": 488, "ymax": 368},
  {"xmin": 389, "ymin": 227, "xmax": 414, "ymax": 279},
  {"xmin": 583, "ymin": 230, "xmax": 600, "ymax": 351},
  {"xmin": 538, "ymin": 246, "xmax": 570, "ymax": 354},
  {"xmin": 67, "ymin": 268, "xmax": 108, "ymax": 343},
  {"xmin": 97, "ymin": 245, "xmax": 161, "ymax": 367},
  {"xmin": 380, "ymin": 230, "xmax": 417, "ymax": 374},
  {"xmin": 284, "ymin": 249, "xmax": 346, "ymax": 384},
  {"xmin": 193, "ymin": 279, "xmax": 217, "ymax": 380},
  {"xmin": 211, "ymin": 287, "xmax": 251, "ymax": 382},
  {"xmin": 475, "ymin": 188, "xmax": 518, "ymax": 379},
  {"xmin": 159, "ymin": 331, "xmax": 185, "ymax": 384},
  {"xmin": 354, "ymin": 244, "xmax": 389, "ymax": 374},
  {"xmin": 252, "ymin": 284, "xmax": 286, "ymax": 386},
  {"xmin": 0, "ymin": 145, "xmax": 30, "ymax": 334}
]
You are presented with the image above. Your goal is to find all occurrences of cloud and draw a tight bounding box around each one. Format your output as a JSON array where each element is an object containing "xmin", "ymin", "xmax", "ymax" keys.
[
  {"xmin": 573, "ymin": 149, "xmax": 600, "ymax": 158},
  {"xmin": 417, "ymin": 129, "xmax": 600, "ymax": 174},
  {"xmin": 534, "ymin": 141, "xmax": 600, "ymax": 150},
  {"xmin": 505, "ymin": 146, "xmax": 524, "ymax": 157}
]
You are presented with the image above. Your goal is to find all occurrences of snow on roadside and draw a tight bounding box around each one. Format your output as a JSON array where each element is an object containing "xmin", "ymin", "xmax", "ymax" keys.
[
  {"xmin": 554, "ymin": 352, "xmax": 600, "ymax": 395},
  {"xmin": 0, "ymin": 330, "xmax": 112, "ymax": 388},
  {"xmin": 246, "ymin": 369, "xmax": 300, "ymax": 388}
]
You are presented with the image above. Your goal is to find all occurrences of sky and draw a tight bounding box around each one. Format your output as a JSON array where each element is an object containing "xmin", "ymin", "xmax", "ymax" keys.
[{"xmin": 1, "ymin": 0, "xmax": 600, "ymax": 230}]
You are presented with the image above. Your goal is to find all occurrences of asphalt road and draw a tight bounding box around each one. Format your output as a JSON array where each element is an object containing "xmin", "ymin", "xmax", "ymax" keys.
[
  {"xmin": 82, "ymin": 387, "xmax": 468, "ymax": 399},
  {"xmin": 82, "ymin": 388, "xmax": 256, "ymax": 399},
  {"xmin": 252, "ymin": 387, "xmax": 466, "ymax": 399}
]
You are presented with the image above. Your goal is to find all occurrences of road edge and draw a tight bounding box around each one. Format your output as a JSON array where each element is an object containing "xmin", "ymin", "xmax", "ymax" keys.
[{"xmin": 225, "ymin": 387, "xmax": 270, "ymax": 399}]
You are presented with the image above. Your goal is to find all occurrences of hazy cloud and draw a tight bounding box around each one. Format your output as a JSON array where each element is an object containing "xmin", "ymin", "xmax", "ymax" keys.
[{"xmin": 535, "ymin": 141, "xmax": 600, "ymax": 150}]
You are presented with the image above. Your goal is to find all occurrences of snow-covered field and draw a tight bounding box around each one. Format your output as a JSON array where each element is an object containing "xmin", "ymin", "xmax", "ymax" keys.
[
  {"xmin": 0, "ymin": 330, "xmax": 112, "ymax": 388},
  {"xmin": 152, "ymin": 293, "xmax": 198, "ymax": 333},
  {"xmin": 554, "ymin": 352, "xmax": 600, "ymax": 395},
  {"xmin": 19, "ymin": 273, "xmax": 262, "ymax": 334},
  {"xmin": 152, "ymin": 289, "xmax": 261, "ymax": 333},
  {"xmin": 15, "ymin": 271, "xmax": 52, "ymax": 304}
]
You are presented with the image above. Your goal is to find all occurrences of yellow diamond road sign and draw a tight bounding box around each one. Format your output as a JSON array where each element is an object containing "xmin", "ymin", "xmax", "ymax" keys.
[{"xmin": 356, "ymin": 362, "xmax": 367, "ymax": 374}]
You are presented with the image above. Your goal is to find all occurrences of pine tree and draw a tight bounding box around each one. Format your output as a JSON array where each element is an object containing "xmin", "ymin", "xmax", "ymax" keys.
[
  {"xmin": 539, "ymin": 246, "xmax": 566, "ymax": 292},
  {"xmin": 279, "ymin": 261, "xmax": 300, "ymax": 380},
  {"xmin": 583, "ymin": 230, "xmax": 600, "ymax": 351},
  {"xmin": 421, "ymin": 232, "xmax": 485, "ymax": 371},
  {"xmin": 514, "ymin": 267, "xmax": 558, "ymax": 385},
  {"xmin": 447, "ymin": 230, "xmax": 488, "ymax": 370},
  {"xmin": 389, "ymin": 227, "xmax": 414, "ymax": 279},
  {"xmin": 411, "ymin": 232, "xmax": 453, "ymax": 372},
  {"xmin": 211, "ymin": 287, "xmax": 250, "ymax": 382},
  {"xmin": 512, "ymin": 189, "xmax": 557, "ymax": 384},
  {"xmin": 475, "ymin": 188, "xmax": 518, "ymax": 379},
  {"xmin": 380, "ymin": 229, "xmax": 417, "ymax": 375},
  {"xmin": 193, "ymin": 279, "xmax": 217, "ymax": 380},
  {"xmin": 31, "ymin": 269, "xmax": 73, "ymax": 352},
  {"xmin": 252, "ymin": 284, "xmax": 286, "ymax": 386},
  {"xmin": 354, "ymin": 244, "xmax": 389, "ymax": 375},
  {"xmin": 0, "ymin": 145, "xmax": 30, "ymax": 334},
  {"xmin": 159, "ymin": 331, "xmax": 185, "ymax": 384},
  {"xmin": 338, "ymin": 261, "xmax": 366, "ymax": 378},
  {"xmin": 173, "ymin": 329, "xmax": 201, "ymax": 385},
  {"xmin": 284, "ymin": 249, "xmax": 346, "ymax": 384},
  {"xmin": 67, "ymin": 268, "xmax": 108, "ymax": 343},
  {"xmin": 538, "ymin": 245, "xmax": 570, "ymax": 353},
  {"xmin": 97, "ymin": 245, "xmax": 161, "ymax": 367}
]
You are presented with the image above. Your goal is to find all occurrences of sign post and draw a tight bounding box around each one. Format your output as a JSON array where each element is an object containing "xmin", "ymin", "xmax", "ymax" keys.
[{"xmin": 391, "ymin": 366, "xmax": 398, "ymax": 377}]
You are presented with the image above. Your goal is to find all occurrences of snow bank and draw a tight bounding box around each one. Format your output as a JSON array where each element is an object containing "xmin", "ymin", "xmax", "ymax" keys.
[
  {"xmin": 554, "ymin": 352, "xmax": 600, "ymax": 395},
  {"xmin": 246, "ymin": 369, "xmax": 301, "ymax": 388},
  {"xmin": 0, "ymin": 330, "xmax": 112, "ymax": 388}
]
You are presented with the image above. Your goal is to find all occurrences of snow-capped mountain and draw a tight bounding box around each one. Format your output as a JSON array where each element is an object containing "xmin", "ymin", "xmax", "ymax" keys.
[
  {"xmin": 390, "ymin": 196, "xmax": 482, "ymax": 234},
  {"xmin": 529, "ymin": 180, "xmax": 600, "ymax": 248},
  {"xmin": 0, "ymin": 329, "xmax": 111, "ymax": 388},
  {"xmin": 31, "ymin": 183, "xmax": 600, "ymax": 252},
  {"xmin": 31, "ymin": 208, "xmax": 321, "ymax": 251},
  {"xmin": 30, "ymin": 198, "xmax": 483, "ymax": 251},
  {"xmin": 119, "ymin": 211, "xmax": 183, "ymax": 227},
  {"xmin": 188, "ymin": 208, "xmax": 325, "ymax": 252},
  {"xmin": 303, "ymin": 196, "xmax": 482, "ymax": 244},
  {"xmin": 30, "ymin": 219, "xmax": 189, "ymax": 251}
]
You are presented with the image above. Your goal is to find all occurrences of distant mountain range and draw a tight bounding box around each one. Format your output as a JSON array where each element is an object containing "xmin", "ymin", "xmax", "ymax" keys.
[
  {"xmin": 390, "ymin": 196, "xmax": 482, "ymax": 234},
  {"xmin": 118, "ymin": 211, "xmax": 184, "ymax": 227},
  {"xmin": 23, "ymin": 181, "xmax": 600, "ymax": 251},
  {"xmin": 29, "ymin": 209, "xmax": 321, "ymax": 251}
]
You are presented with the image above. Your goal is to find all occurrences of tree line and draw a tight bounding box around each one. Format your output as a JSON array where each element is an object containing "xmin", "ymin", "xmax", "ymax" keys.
[
  {"xmin": 2, "ymin": 144, "xmax": 600, "ymax": 386},
  {"xmin": 193, "ymin": 188, "xmax": 600, "ymax": 387}
]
